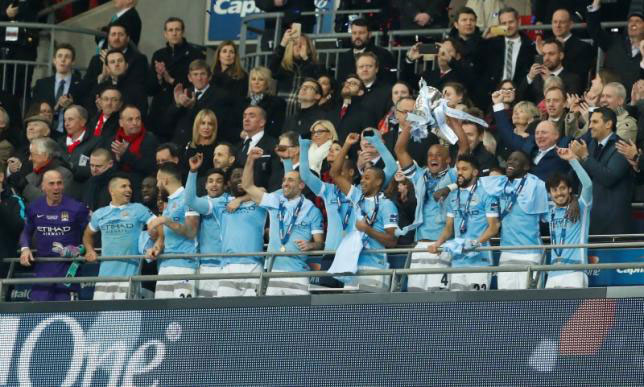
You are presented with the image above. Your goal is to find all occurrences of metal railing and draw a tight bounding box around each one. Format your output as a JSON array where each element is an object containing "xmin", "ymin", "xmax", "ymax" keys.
[{"xmin": 4, "ymin": 239, "xmax": 644, "ymax": 300}]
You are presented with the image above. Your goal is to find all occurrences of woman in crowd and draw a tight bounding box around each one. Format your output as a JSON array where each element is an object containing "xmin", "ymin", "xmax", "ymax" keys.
[
  {"xmin": 182, "ymin": 109, "xmax": 217, "ymax": 178},
  {"xmin": 270, "ymin": 29, "xmax": 323, "ymax": 117},
  {"xmin": 211, "ymin": 40, "xmax": 248, "ymax": 97},
  {"xmin": 378, "ymin": 81, "xmax": 412, "ymax": 136},
  {"xmin": 317, "ymin": 72, "xmax": 338, "ymax": 111},
  {"xmin": 308, "ymin": 120, "xmax": 339, "ymax": 176},
  {"xmin": 245, "ymin": 66, "xmax": 286, "ymax": 139},
  {"xmin": 442, "ymin": 82, "xmax": 472, "ymax": 108}
]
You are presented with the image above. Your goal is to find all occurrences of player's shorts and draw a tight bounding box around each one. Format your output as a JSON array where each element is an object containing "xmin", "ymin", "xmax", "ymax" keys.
[
  {"xmin": 408, "ymin": 241, "xmax": 451, "ymax": 291},
  {"xmin": 155, "ymin": 266, "xmax": 196, "ymax": 299},
  {"xmin": 449, "ymin": 272, "xmax": 491, "ymax": 291},
  {"xmin": 196, "ymin": 265, "xmax": 224, "ymax": 298},
  {"xmin": 497, "ymin": 252, "xmax": 542, "ymax": 290},
  {"xmin": 266, "ymin": 270, "xmax": 310, "ymax": 296},
  {"xmin": 93, "ymin": 281, "xmax": 135, "ymax": 300},
  {"xmin": 217, "ymin": 263, "xmax": 262, "ymax": 297},
  {"xmin": 545, "ymin": 271, "xmax": 588, "ymax": 289}
]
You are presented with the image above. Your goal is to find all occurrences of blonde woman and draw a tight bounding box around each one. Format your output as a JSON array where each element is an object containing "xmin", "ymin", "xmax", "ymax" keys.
[
  {"xmin": 183, "ymin": 109, "xmax": 218, "ymax": 177},
  {"xmin": 245, "ymin": 66, "xmax": 286, "ymax": 139},
  {"xmin": 212, "ymin": 41, "xmax": 248, "ymax": 97},
  {"xmin": 308, "ymin": 120, "xmax": 338, "ymax": 175},
  {"xmin": 269, "ymin": 29, "xmax": 324, "ymax": 117}
]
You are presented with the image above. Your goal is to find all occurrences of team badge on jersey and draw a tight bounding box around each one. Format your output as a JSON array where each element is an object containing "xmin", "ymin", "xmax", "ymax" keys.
[
  {"xmin": 121, "ymin": 211, "xmax": 129, "ymax": 219},
  {"xmin": 61, "ymin": 212, "xmax": 69, "ymax": 222}
]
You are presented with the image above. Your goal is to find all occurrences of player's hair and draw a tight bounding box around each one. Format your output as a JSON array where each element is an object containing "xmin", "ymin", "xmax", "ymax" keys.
[
  {"xmin": 108, "ymin": 172, "xmax": 132, "ymax": 189},
  {"xmin": 225, "ymin": 164, "xmax": 243, "ymax": 183},
  {"xmin": 456, "ymin": 154, "xmax": 480, "ymax": 171},
  {"xmin": 546, "ymin": 171, "xmax": 573, "ymax": 191},
  {"xmin": 205, "ymin": 168, "xmax": 227, "ymax": 184},
  {"xmin": 157, "ymin": 162, "xmax": 183, "ymax": 182},
  {"xmin": 91, "ymin": 147, "xmax": 113, "ymax": 161},
  {"xmin": 365, "ymin": 166, "xmax": 385, "ymax": 188}
]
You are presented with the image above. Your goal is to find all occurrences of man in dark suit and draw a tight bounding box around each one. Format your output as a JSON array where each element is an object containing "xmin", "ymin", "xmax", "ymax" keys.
[
  {"xmin": 87, "ymin": 85, "xmax": 122, "ymax": 147},
  {"xmin": 335, "ymin": 18, "xmax": 396, "ymax": 84},
  {"xmin": 483, "ymin": 7, "xmax": 536, "ymax": 95},
  {"xmin": 356, "ymin": 52, "xmax": 392, "ymax": 123},
  {"xmin": 147, "ymin": 17, "xmax": 205, "ymax": 138},
  {"xmin": 84, "ymin": 23, "xmax": 148, "ymax": 95},
  {"xmin": 384, "ymin": 97, "xmax": 438, "ymax": 166},
  {"xmin": 160, "ymin": 59, "xmax": 231, "ymax": 145},
  {"xmin": 284, "ymin": 79, "xmax": 328, "ymax": 136},
  {"xmin": 492, "ymin": 90, "xmax": 571, "ymax": 181},
  {"xmin": 236, "ymin": 105, "xmax": 279, "ymax": 191},
  {"xmin": 550, "ymin": 8, "xmax": 594, "ymax": 87},
  {"xmin": 329, "ymin": 74, "xmax": 375, "ymax": 142},
  {"xmin": 32, "ymin": 43, "xmax": 85, "ymax": 139},
  {"xmin": 570, "ymin": 107, "xmax": 633, "ymax": 234},
  {"xmin": 98, "ymin": 0, "xmax": 142, "ymax": 47},
  {"xmin": 518, "ymin": 38, "xmax": 582, "ymax": 103}
]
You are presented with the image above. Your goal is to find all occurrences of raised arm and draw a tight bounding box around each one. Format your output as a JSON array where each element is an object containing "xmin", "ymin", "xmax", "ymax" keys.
[
  {"xmin": 241, "ymin": 147, "xmax": 269, "ymax": 204},
  {"xmin": 185, "ymin": 153, "xmax": 212, "ymax": 215},
  {"xmin": 366, "ymin": 131, "xmax": 397, "ymax": 187},
  {"xmin": 394, "ymin": 118, "xmax": 414, "ymax": 170},
  {"xmin": 299, "ymin": 138, "xmax": 324, "ymax": 195},
  {"xmin": 559, "ymin": 147, "xmax": 593, "ymax": 203},
  {"xmin": 492, "ymin": 91, "xmax": 532, "ymax": 153},
  {"xmin": 330, "ymin": 133, "xmax": 360, "ymax": 195},
  {"xmin": 447, "ymin": 115, "xmax": 470, "ymax": 156}
]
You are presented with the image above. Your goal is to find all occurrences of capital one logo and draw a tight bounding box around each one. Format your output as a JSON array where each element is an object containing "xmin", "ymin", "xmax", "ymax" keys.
[
  {"xmin": 211, "ymin": 0, "xmax": 261, "ymax": 18},
  {"xmin": 0, "ymin": 312, "xmax": 182, "ymax": 386}
]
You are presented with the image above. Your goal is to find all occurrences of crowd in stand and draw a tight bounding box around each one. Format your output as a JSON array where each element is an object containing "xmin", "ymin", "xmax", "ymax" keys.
[{"xmin": 3, "ymin": 0, "xmax": 644, "ymax": 301}]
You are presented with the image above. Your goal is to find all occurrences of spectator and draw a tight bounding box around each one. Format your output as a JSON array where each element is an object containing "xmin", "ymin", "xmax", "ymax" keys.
[
  {"xmin": 236, "ymin": 106, "xmax": 278, "ymax": 191},
  {"xmin": 284, "ymin": 78, "xmax": 328, "ymax": 135},
  {"xmin": 356, "ymin": 52, "xmax": 392, "ymax": 121},
  {"xmin": 182, "ymin": 109, "xmax": 217, "ymax": 178},
  {"xmin": 402, "ymin": 38, "xmax": 476, "ymax": 94},
  {"xmin": 211, "ymin": 40, "xmax": 248, "ymax": 98},
  {"xmin": 269, "ymin": 30, "xmax": 323, "ymax": 117},
  {"xmin": 378, "ymin": 81, "xmax": 411, "ymax": 138},
  {"xmin": 492, "ymin": 91, "xmax": 571, "ymax": 181},
  {"xmin": 483, "ymin": 7, "xmax": 537, "ymax": 96},
  {"xmin": 448, "ymin": 6, "xmax": 485, "ymax": 106},
  {"xmin": 84, "ymin": 173, "xmax": 160, "ymax": 300},
  {"xmin": 335, "ymin": 18, "xmax": 396, "ymax": 85},
  {"xmin": 0, "ymin": 107, "xmax": 14, "ymax": 164},
  {"xmin": 59, "ymin": 105, "xmax": 101, "ymax": 199},
  {"xmin": 442, "ymin": 82, "xmax": 471, "ymax": 108},
  {"xmin": 147, "ymin": 17, "xmax": 205, "ymax": 138},
  {"xmin": 465, "ymin": 0, "xmax": 505, "ymax": 32},
  {"xmin": 162, "ymin": 59, "xmax": 230, "ymax": 144},
  {"xmin": 213, "ymin": 142, "xmax": 236, "ymax": 172},
  {"xmin": 141, "ymin": 175, "xmax": 159, "ymax": 214},
  {"xmin": 0, "ymin": 162, "xmax": 25, "ymax": 262},
  {"xmin": 32, "ymin": 44, "xmax": 84, "ymax": 139},
  {"xmin": 254, "ymin": 0, "xmax": 316, "ymax": 49},
  {"xmin": 155, "ymin": 142, "xmax": 180, "ymax": 166},
  {"xmin": 244, "ymin": 66, "xmax": 286, "ymax": 139},
  {"xmin": 110, "ymin": 105, "xmax": 159, "ymax": 190},
  {"xmin": 395, "ymin": 0, "xmax": 449, "ymax": 32},
  {"xmin": 87, "ymin": 86, "xmax": 123, "ymax": 146},
  {"xmin": 89, "ymin": 49, "xmax": 147, "ymax": 119},
  {"xmin": 329, "ymin": 74, "xmax": 375, "ymax": 142},
  {"xmin": 19, "ymin": 169, "xmax": 89, "ymax": 301},
  {"xmin": 147, "ymin": 162, "xmax": 200, "ymax": 298},
  {"xmin": 317, "ymin": 72, "xmax": 338, "ymax": 111},
  {"xmin": 587, "ymin": 0, "xmax": 644, "ymax": 93},
  {"xmin": 9, "ymin": 115, "xmax": 52, "ymax": 177},
  {"xmin": 84, "ymin": 23, "xmax": 148, "ymax": 98},
  {"xmin": 24, "ymin": 100, "xmax": 54, "ymax": 128},
  {"xmin": 307, "ymin": 120, "xmax": 338, "ymax": 175},
  {"xmin": 462, "ymin": 107, "xmax": 498, "ymax": 175},
  {"xmin": 519, "ymin": 38, "xmax": 582, "ymax": 103},
  {"xmin": 99, "ymin": 0, "xmax": 141, "ymax": 47},
  {"xmin": 495, "ymin": 100, "xmax": 540, "ymax": 161},
  {"xmin": 534, "ymin": 1, "xmax": 586, "ymax": 25},
  {"xmin": 82, "ymin": 148, "xmax": 117, "ymax": 211},
  {"xmin": 569, "ymin": 107, "xmax": 633, "ymax": 234},
  {"xmin": 542, "ymin": 86, "xmax": 568, "ymax": 135},
  {"xmin": 547, "ymin": 8, "xmax": 594, "ymax": 87}
]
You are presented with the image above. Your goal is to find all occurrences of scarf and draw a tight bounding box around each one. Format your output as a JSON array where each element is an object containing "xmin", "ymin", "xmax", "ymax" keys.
[
  {"xmin": 66, "ymin": 130, "xmax": 86, "ymax": 154},
  {"xmin": 115, "ymin": 124, "xmax": 146, "ymax": 158},
  {"xmin": 308, "ymin": 140, "xmax": 332, "ymax": 175},
  {"xmin": 94, "ymin": 113, "xmax": 105, "ymax": 136}
]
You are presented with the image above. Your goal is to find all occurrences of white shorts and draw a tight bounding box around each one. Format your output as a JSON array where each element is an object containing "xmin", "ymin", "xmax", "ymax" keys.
[
  {"xmin": 449, "ymin": 272, "xmax": 491, "ymax": 291},
  {"xmin": 497, "ymin": 252, "xmax": 542, "ymax": 290},
  {"xmin": 266, "ymin": 270, "xmax": 310, "ymax": 296},
  {"xmin": 217, "ymin": 263, "xmax": 262, "ymax": 297},
  {"xmin": 408, "ymin": 241, "xmax": 451, "ymax": 291},
  {"xmin": 93, "ymin": 282, "xmax": 133, "ymax": 300},
  {"xmin": 545, "ymin": 271, "xmax": 588, "ymax": 289},
  {"xmin": 196, "ymin": 265, "xmax": 224, "ymax": 298},
  {"xmin": 155, "ymin": 266, "xmax": 196, "ymax": 299}
]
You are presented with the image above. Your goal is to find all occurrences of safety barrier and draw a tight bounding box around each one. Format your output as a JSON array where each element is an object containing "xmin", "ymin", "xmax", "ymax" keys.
[{"xmin": 4, "ymin": 238, "xmax": 644, "ymax": 300}]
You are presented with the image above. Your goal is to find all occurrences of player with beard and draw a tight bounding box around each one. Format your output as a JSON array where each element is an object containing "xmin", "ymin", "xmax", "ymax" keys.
[
  {"xmin": 395, "ymin": 115, "xmax": 469, "ymax": 291},
  {"xmin": 543, "ymin": 148, "xmax": 593, "ymax": 288},
  {"xmin": 330, "ymin": 132, "xmax": 399, "ymax": 289},
  {"xmin": 242, "ymin": 147, "xmax": 324, "ymax": 295},
  {"xmin": 147, "ymin": 162, "xmax": 200, "ymax": 298},
  {"xmin": 480, "ymin": 150, "xmax": 549, "ymax": 289},
  {"xmin": 83, "ymin": 175, "xmax": 164, "ymax": 300},
  {"xmin": 186, "ymin": 153, "xmax": 266, "ymax": 297},
  {"xmin": 429, "ymin": 155, "xmax": 500, "ymax": 291}
]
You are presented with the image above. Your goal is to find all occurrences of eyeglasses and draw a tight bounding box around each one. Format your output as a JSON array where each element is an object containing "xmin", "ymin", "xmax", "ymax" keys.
[{"xmin": 312, "ymin": 129, "xmax": 330, "ymax": 135}]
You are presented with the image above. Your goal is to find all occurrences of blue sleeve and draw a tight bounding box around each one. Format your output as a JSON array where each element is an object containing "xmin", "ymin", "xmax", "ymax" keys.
[
  {"xmin": 570, "ymin": 159, "xmax": 593, "ymax": 205},
  {"xmin": 494, "ymin": 110, "xmax": 534, "ymax": 155},
  {"xmin": 485, "ymin": 193, "xmax": 500, "ymax": 218},
  {"xmin": 382, "ymin": 200, "xmax": 399, "ymax": 229},
  {"xmin": 298, "ymin": 138, "xmax": 324, "ymax": 195},
  {"xmin": 184, "ymin": 171, "xmax": 212, "ymax": 215},
  {"xmin": 366, "ymin": 134, "xmax": 397, "ymax": 187},
  {"xmin": 282, "ymin": 158, "xmax": 293, "ymax": 173},
  {"xmin": 135, "ymin": 203, "xmax": 155, "ymax": 224},
  {"xmin": 309, "ymin": 207, "xmax": 324, "ymax": 234},
  {"xmin": 259, "ymin": 192, "xmax": 281, "ymax": 209},
  {"xmin": 89, "ymin": 210, "xmax": 100, "ymax": 232}
]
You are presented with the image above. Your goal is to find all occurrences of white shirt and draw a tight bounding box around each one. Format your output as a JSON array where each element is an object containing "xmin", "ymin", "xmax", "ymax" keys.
[
  {"xmin": 503, "ymin": 36, "xmax": 522, "ymax": 80},
  {"xmin": 194, "ymin": 84, "xmax": 209, "ymax": 100},
  {"xmin": 534, "ymin": 145, "xmax": 556, "ymax": 165},
  {"xmin": 598, "ymin": 133, "xmax": 612, "ymax": 147},
  {"xmin": 115, "ymin": 7, "xmax": 132, "ymax": 18},
  {"xmin": 246, "ymin": 130, "xmax": 265, "ymax": 154}
]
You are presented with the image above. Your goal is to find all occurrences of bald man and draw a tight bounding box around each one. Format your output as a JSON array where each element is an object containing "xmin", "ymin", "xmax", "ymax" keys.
[{"xmin": 19, "ymin": 170, "xmax": 90, "ymax": 301}]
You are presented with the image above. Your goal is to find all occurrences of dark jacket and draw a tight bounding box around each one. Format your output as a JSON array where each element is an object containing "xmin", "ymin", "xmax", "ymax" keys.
[
  {"xmin": 335, "ymin": 43, "xmax": 397, "ymax": 85},
  {"xmin": 284, "ymin": 105, "xmax": 328, "ymax": 136},
  {"xmin": 254, "ymin": 0, "xmax": 316, "ymax": 34},
  {"xmin": 494, "ymin": 109, "xmax": 571, "ymax": 181},
  {"xmin": 32, "ymin": 72, "xmax": 85, "ymax": 113},
  {"xmin": 329, "ymin": 97, "xmax": 377, "ymax": 142},
  {"xmin": 400, "ymin": 57, "xmax": 476, "ymax": 93},
  {"xmin": 359, "ymin": 78, "xmax": 392, "ymax": 124},
  {"xmin": 383, "ymin": 123, "xmax": 440, "ymax": 167},
  {"xmin": 83, "ymin": 48, "xmax": 148, "ymax": 94},
  {"xmin": 0, "ymin": 189, "xmax": 25, "ymax": 259},
  {"xmin": 395, "ymin": 0, "xmax": 450, "ymax": 30},
  {"xmin": 236, "ymin": 132, "xmax": 280, "ymax": 191},
  {"xmin": 517, "ymin": 68, "xmax": 582, "ymax": 103},
  {"xmin": 562, "ymin": 35, "xmax": 594, "ymax": 88},
  {"xmin": 100, "ymin": 7, "xmax": 142, "ymax": 47},
  {"xmin": 579, "ymin": 132, "xmax": 634, "ymax": 235},
  {"xmin": 112, "ymin": 130, "xmax": 159, "ymax": 190},
  {"xmin": 56, "ymin": 130, "xmax": 102, "ymax": 197},
  {"xmin": 82, "ymin": 167, "xmax": 116, "ymax": 212},
  {"xmin": 211, "ymin": 70, "xmax": 248, "ymax": 98},
  {"xmin": 87, "ymin": 113, "xmax": 120, "ymax": 148},
  {"xmin": 483, "ymin": 34, "xmax": 537, "ymax": 92},
  {"xmin": 87, "ymin": 72, "xmax": 148, "ymax": 119},
  {"xmin": 244, "ymin": 95, "xmax": 287, "ymax": 139}
]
